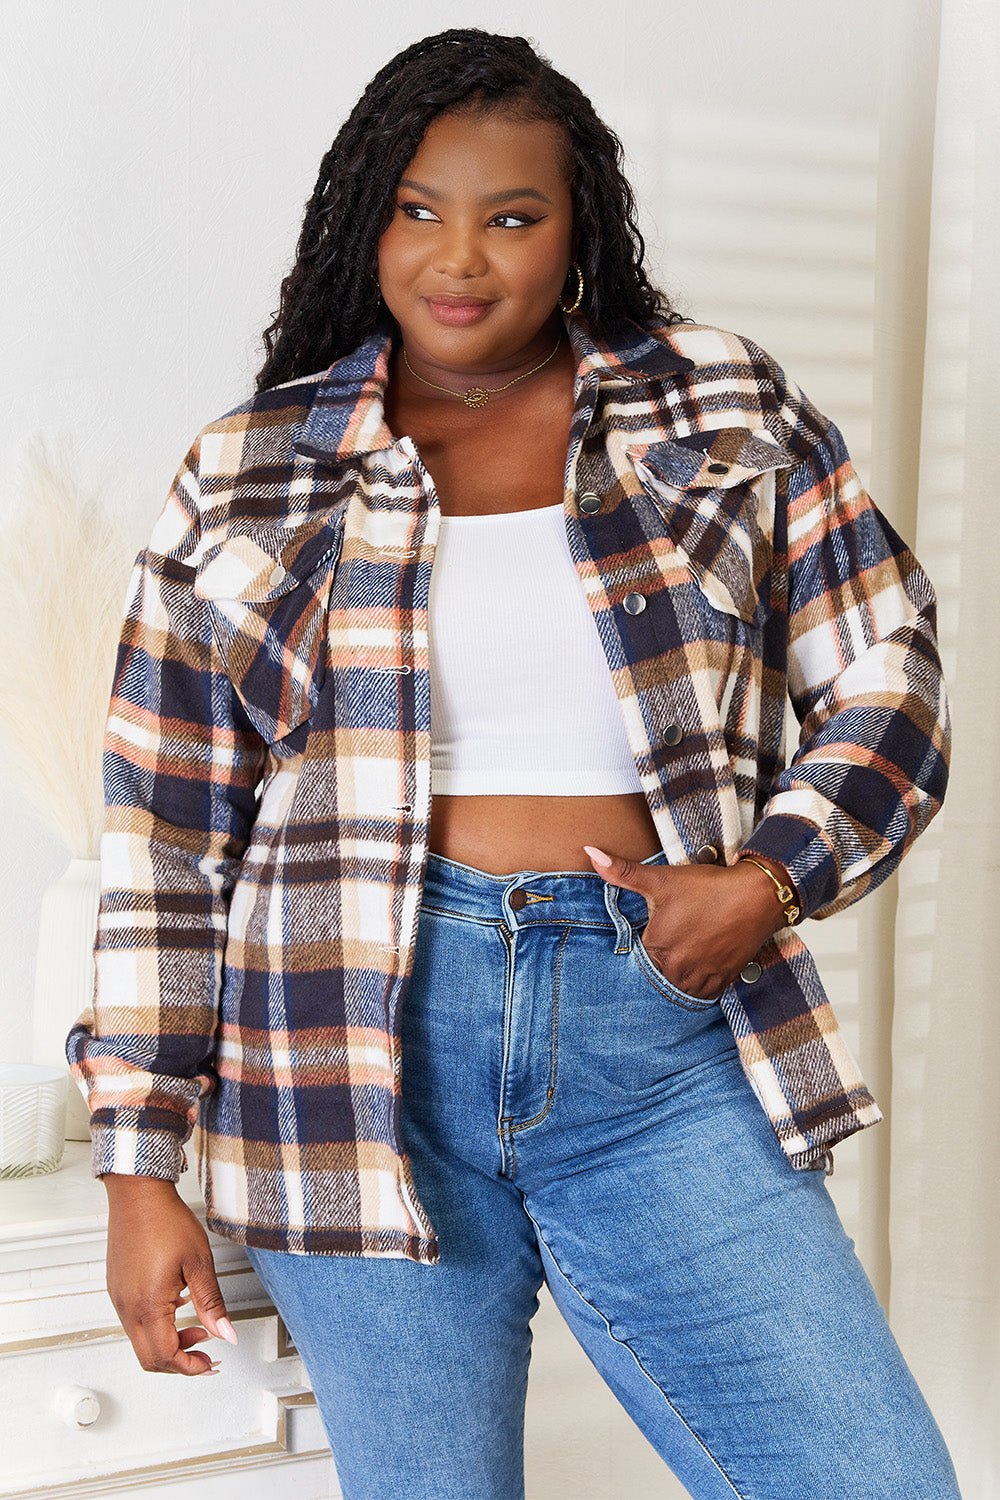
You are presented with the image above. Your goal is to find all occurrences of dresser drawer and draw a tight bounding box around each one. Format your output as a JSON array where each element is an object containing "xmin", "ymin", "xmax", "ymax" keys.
[{"xmin": 0, "ymin": 1311, "xmax": 335, "ymax": 1496}]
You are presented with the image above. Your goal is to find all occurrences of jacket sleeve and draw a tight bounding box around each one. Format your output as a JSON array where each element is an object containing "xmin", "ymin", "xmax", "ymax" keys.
[
  {"xmin": 65, "ymin": 439, "xmax": 268, "ymax": 1180},
  {"xmin": 740, "ymin": 419, "xmax": 950, "ymax": 920}
]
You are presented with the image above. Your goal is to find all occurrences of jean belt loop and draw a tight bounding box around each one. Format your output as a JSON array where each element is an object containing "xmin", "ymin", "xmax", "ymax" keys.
[{"xmin": 603, "ymin": 879, "xmax": 633, "ymax": 955}]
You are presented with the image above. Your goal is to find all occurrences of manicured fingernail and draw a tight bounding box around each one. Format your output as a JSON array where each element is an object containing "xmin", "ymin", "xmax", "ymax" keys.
[
  {"xmin": 216, "ymin": 1317, "xmax": 239, "ymax": 1345},
  {"xmin": 584, "ymin": 845, "xmax": 612, "ymax": 867}
]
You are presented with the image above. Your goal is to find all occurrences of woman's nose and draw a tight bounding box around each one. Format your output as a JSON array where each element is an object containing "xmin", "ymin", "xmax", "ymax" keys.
[{"xmin": 431, "ymin": 229, "xmax": 488, "ymax": 280}]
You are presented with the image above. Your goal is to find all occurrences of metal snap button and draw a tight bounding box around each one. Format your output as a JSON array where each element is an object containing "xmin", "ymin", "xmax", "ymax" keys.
[
  {"xmin": 509, "ymin": 889, "xmax": 527, "ymax": 911},
  {"xmin": 268, "ymin": 563, "xmax": 287, "ymax": 587},
  {"xmin": 740, "ymin": 960, "xmax": 763, "ymax": 983},
  {"xmin": 695, "ymin": 843, "xmax": 719, "ymax": 864},
  {"xmin": 578, "ymin": 492, "xmax": 602, "ymax": 515},
  {"xmin": 623, "ymin": 592, "xmax": 647, "ymax": 615},
  {"xmin": 707, "ymin": 462, "xmax": 729, "ymax": 475},
  {"xmin": 663, "ymin": 723, "xmax": 683, "ymax": 747}
]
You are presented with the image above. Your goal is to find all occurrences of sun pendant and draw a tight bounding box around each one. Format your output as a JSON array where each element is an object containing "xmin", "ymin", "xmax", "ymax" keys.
[{"xmin": 463, "ymin": 387, "xmax": 490, "ymax": 409}]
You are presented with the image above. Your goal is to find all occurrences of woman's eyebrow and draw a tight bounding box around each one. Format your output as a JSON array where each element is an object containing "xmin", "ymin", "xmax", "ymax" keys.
[
  {"xmin": 397, "ymin": 177, "xmax": 552, "ymax": 206},
  {"xmin": 480, "ymin": 186, "xmax": 553, "ymax": 206}
]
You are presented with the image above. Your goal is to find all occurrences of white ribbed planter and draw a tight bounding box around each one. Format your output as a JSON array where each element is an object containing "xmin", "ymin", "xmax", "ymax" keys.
[
  {"xmin": 0, "ymin": 1064, "xmax": 67, "ymax": 1176},
  {"xmin": 32, "ymin": 858, "xmax": 101, "ymax": 1142}
]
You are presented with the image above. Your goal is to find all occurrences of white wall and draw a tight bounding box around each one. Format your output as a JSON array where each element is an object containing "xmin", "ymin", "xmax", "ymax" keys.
[{"xmin": 0, "ymin": 4, "xmax": 905, "ymax": 1496}]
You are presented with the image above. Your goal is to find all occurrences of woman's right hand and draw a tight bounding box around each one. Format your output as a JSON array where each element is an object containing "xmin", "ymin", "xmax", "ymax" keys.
[{"xmin": 103, "ymin": 1174, "xmax": 238, "ymax": 1375}]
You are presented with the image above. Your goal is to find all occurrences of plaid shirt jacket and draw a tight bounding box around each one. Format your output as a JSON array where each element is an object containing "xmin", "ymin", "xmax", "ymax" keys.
[{"xmin": 67, "ymin": 317, "xmax": 950, "ymax": 1262}]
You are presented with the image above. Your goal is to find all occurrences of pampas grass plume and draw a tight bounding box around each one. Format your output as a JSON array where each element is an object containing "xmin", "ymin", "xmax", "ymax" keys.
[{"xmin": 0, "ymin": 441, "xmax": 143, "ymax": 859}]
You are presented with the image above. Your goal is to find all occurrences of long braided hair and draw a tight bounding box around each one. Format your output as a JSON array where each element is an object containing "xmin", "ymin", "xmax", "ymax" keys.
[{"xmin": 255, "ymin": 29, "xmax": 678, "ymax": 391}]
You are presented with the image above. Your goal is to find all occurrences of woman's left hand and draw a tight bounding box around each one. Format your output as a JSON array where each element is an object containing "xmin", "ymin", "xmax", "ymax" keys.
[{"xmin": 583, "ymin": 846, "xmax": 791, "ymax": 1001}]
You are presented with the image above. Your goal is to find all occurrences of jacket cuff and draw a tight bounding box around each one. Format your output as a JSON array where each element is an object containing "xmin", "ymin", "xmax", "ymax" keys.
[
  {"xmin": 739, "ymin": 814, "xmax": 840, "ymax": 921},
  {"xmin": 88, "ymin": 1120, "xmax": 190, "ymax": 1181}
]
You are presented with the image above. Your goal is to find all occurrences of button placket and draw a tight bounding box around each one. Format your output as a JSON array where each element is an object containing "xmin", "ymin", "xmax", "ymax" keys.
[{"xmin": 617, "ymin": 578, "xmax": 687, "ymax": 750}]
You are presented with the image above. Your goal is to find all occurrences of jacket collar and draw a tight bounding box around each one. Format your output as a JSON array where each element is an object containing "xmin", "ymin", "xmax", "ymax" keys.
[{"xmin": 292, "ymin": 315, "xmax": 694, "ymax": 463}]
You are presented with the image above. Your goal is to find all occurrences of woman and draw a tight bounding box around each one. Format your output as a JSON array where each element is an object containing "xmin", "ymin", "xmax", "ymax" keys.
[{"xmin": 68, "ymin": 28, "xmax": 960, "ymax": 1500}]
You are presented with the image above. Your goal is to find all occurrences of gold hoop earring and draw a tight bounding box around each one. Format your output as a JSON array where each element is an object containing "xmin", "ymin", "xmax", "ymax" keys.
[{"xmin": 558, "ymin": 262, "xmax": 584, "ymax": 315}]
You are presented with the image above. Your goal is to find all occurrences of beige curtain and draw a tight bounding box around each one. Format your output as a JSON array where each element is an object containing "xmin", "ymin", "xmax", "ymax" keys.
[
  {"xmin": 816, "ymin": 1, "xmax": 999, "ymax": 1494},
  {"xmin": 886, "ymin": 0, "xmax": 1000, "ymax": 1492}
]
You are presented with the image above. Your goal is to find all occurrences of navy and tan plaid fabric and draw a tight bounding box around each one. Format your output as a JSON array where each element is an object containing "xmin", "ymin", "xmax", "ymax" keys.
[{"xmin": 67, "ymin": 317, "xmax": 950, "ymax": 1260}]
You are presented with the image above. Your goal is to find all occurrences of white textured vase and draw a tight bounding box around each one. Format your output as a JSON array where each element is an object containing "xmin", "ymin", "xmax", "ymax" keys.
[
  {"xmin": 32, "ymin": 857, "xmax": 102, "ymax": 1142},
  {"xmin": 0, "ymin": 1064, "xmax": 67, "ymax": 1176}
]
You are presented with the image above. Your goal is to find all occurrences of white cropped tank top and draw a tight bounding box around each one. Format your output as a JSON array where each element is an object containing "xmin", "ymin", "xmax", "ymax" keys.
[{"xmin": 428, "ymin": 504, "xmax": 643, "ymax": 796}]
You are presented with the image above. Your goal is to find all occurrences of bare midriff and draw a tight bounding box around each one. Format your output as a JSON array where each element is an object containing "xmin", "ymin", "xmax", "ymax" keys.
[{"xmin": 428, "ymin": 791, "xmax": 662, "ymax": 875}]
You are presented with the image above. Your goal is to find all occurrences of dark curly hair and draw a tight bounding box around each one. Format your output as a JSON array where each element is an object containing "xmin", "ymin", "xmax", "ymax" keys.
[{"xmin": 255, "ymin": 28, "xmax": 678, "ymax": 391}]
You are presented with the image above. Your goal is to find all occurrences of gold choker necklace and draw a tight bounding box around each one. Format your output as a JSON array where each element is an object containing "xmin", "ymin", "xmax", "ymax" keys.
[{"xmin": 401, "ymin": 334, "xmax": 562, "ymax": 409}]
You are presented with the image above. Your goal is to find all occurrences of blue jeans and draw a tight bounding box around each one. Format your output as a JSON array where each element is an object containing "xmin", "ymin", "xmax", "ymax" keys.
[{"xmin": 246, "ymin": 853, "xmax": 959, "ymax": 1500}]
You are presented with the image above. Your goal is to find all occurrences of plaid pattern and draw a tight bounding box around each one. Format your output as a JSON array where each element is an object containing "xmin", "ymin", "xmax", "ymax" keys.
[{"xmin": 67, "ymin": 317, "xmax": 949, "ymax": 1260}]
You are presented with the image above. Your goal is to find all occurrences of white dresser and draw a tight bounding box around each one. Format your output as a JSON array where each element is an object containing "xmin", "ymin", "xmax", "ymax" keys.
[{"xmin": 0, "ymin": 1143, "xmax": 341, "ymax": 1499}]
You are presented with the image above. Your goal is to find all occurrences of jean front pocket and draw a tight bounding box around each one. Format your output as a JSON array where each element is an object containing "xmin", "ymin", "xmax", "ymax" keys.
[
  {"xmin": 630, "ymin": 925, "xmax": 720, "ymax": 1011},
  {"xmin": 563, "ymin": 922, "xmax": 730, "ymax": 1103}
]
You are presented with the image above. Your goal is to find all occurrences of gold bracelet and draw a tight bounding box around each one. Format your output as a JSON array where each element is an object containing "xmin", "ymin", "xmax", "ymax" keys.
[{"xmin": 739, "ymin": 856, "xmax": 801, "ymax": 926}]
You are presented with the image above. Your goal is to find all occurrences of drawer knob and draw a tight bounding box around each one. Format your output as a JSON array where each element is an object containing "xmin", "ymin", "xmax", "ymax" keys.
[{"xmin": 54, "ymin": 1385, "xmax": 102, "ymax": 1428}]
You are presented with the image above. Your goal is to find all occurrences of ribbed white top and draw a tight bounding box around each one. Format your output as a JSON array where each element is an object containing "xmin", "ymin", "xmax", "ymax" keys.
[{"xmin": 428, "ymin": 504, "xmax": 642, "ymax": 795}]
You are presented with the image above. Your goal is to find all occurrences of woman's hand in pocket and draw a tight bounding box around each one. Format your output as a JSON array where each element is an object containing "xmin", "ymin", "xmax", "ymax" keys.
[{"xmin": 583, "ymin": 846, "xmax": 792, "ymax": 1001}]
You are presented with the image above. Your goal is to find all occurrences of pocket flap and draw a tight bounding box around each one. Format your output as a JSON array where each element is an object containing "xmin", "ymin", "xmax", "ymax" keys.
[
  {"xmin": 630, "ymin": 429, "xmax": 793, "ymax": 625},
  {"xmin": 638, "ymin": 429, "xmax": 794, "ymax": 492},
  {"xmin": 192, "ymin": 514, "xmax": 345, "ymax": 750},
  {"xmin": 194, "ymin": 514, "xmax": 345, "ymax": 604}
]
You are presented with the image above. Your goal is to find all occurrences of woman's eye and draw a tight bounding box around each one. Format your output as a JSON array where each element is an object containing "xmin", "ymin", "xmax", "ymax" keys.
[
  {"xmin": 490, "ymin": 212, "xmax": 539, "ymax": 229},
  {"xmin": 399, "ymin": 203, "xmax": 440, "ymax": 222}
]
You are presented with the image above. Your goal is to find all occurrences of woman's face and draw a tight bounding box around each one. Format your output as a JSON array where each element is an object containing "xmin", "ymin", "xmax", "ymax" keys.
[{"xmin": 377, "ymin": 109, "xmax": 575, "ymax": 371}]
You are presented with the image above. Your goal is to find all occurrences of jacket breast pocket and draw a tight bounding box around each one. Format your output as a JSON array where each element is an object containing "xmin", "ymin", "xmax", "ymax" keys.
[
  {"xmin": 193, "ymin": 517, "xmax": 345, "ymax": 753},
  {"xmin": 631, "ymin": 428, "xmax": 794, "ymax": 629}
]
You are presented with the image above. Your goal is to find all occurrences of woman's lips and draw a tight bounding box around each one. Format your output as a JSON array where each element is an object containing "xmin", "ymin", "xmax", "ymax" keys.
[{"xmin": 424, "ymin": 296, "xmax": 495, "ymax": 327}]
